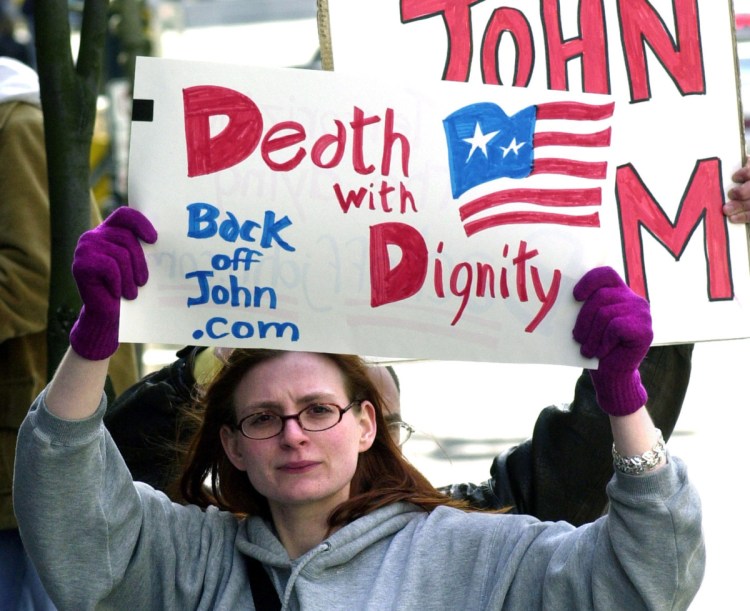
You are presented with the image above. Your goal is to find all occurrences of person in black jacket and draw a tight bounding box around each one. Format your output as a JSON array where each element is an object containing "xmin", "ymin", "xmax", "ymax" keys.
[
  {"xmin": 361, "ymin": 346, "xmax": 690, "ymax": 525},
  {"xmin": 434, "ymin": 345, "xmax": 692, "ymax": 524},
  {"xmin": 104, "ymin": 343, "xmax": 691, "ymax": 526}
]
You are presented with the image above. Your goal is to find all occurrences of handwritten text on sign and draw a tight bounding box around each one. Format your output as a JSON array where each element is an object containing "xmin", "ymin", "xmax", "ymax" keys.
[
  {"xmin": 326, "ymin": 0, "xmax": 750, "ymax": 344},
  {"xmin": 123, "ymin": 57, "xmax": 613, "ymax": 365}
]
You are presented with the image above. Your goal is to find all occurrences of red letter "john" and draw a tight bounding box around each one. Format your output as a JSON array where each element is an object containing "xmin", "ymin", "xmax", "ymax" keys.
[
  {"xmin": 401, "ymin": 0, "xmax": 484, "ymax": 82},
  {"xmin": 618, "ymin": 0, "xmax": 705, "ymax": 102}
]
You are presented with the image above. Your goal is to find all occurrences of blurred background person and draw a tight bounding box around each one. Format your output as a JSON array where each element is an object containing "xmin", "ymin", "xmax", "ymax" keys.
[
  {"xmin": 0, "ymin": 55, "xmax": 137, "ymax": 611},
  {"xmin": 0, "ymin": 0, "xmax": 33, "ymax": 68}
]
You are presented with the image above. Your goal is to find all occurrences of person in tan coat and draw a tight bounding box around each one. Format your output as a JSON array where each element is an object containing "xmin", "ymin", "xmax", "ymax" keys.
[{"xmin": 0, "ymin": 56, "xmax": 138, "ymax": 610}]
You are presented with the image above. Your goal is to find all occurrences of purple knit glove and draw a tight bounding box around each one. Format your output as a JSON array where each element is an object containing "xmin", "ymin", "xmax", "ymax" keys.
[
  {"xmin": 69, "ymin": 207, "xmax": 157, "ymax": 360},
  {"xmin": 572, "ymin": 266, "xmax": 653, "ymax": 416}
]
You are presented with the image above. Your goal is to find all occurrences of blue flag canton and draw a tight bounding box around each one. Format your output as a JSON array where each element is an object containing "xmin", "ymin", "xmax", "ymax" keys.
[{"xmin": 443, "ymin": 103, "xmax": 537, "ymax": 198}]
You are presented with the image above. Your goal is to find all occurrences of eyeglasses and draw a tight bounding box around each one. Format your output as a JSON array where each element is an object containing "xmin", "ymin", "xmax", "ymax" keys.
[
  {"xmin": 388, "ymin": 420, "xmax": 415, "ymax": 446},
  {"xmin": 235, "ymin": 400, "xmax": 360, "ymax": 440}
]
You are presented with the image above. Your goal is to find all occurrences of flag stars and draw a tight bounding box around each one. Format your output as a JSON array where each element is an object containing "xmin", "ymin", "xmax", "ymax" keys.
[
  {"xmin": 463, "ymin": 122, "xmax": 499, "ymax": 161},
  {"xmin": 501, "ymin": 137, "xmax": 526, "ymax": 158}
]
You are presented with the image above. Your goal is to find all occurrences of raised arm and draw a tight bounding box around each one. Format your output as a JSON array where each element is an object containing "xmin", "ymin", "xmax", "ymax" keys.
[
  {"xmin": 46, "ymin": 207, "xmax": 157, "ymax": 420},
  {"xmin": 442, "ymin": 266, "xmax": 676, "ymax": 519},
  {"xmin": 572, "ymin": 266, "xmax": 665, "ymax": 469}
]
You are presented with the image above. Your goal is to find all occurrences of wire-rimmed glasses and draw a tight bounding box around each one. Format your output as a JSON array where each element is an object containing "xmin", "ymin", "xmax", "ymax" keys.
[
  {"xmin": 387, "ymin": 420, "xmax": 415, "ymax": 447},
  {"xmin": 234, "ymin": 400, "xmax": 361, "ymax": 440}
]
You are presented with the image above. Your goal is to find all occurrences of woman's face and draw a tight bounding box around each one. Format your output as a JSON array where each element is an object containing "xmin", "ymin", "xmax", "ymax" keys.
[{"xmin": 220, "ymin": 352, "xmax": 376, "ymax": 516}]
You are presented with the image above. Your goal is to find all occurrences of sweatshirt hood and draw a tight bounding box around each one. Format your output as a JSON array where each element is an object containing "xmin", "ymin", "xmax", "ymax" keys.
[
  {"xmin": 239, "ymin": 502, "xmax": 423, "ymax": 569},
  {"xmin": 238, "ymin": 502, "xmax": 426, "ymax": 609},
  {"xmin": 0, "ymin": 57, "xmax": 40, "ymax": 106}
]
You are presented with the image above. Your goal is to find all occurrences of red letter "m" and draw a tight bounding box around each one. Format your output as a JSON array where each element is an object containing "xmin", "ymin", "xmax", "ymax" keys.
[{"xmin": 616, "ymin": 159, "xmax": 733, "ymax": 301}]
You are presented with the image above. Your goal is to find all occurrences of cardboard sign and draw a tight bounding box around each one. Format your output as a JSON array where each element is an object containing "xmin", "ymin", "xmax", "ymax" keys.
[
  {"xmin": 323, "ymin": 0, "xmax": 750, "ymax": 346},
  {"xmin": 122, "ymin": 56, "xmax": 626, "ymax": 365}
]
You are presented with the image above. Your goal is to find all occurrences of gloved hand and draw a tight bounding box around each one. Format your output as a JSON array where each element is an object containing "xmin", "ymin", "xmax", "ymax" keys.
[
  {"xmin": 572, "ymin": 266, "xmax": 653, "ymax": 416},
  {"xmin": 69, "ymin": 207, "xmax": 158, "ymax": 360}
]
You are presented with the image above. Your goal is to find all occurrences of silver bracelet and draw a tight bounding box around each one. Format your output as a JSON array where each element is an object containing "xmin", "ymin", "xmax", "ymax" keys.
[{"xmin": 612, "ymin": 429, "xmax": 666, "ymax": 475}]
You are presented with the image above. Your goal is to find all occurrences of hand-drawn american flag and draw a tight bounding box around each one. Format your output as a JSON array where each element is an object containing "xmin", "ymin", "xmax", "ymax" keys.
[{"xmin": 442, "ymin": 100, "xmax": 614, "ymax": 236}]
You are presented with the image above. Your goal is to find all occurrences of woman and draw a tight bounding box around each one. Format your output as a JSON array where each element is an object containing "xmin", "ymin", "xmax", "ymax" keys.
[{"xmin": 14, "ymin": 208, "xmax": 704, "ymax": 609}]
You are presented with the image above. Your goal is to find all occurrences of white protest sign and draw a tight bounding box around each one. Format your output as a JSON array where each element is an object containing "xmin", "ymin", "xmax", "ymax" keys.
[
  {"xmin": 122, "ymin": 56, "xmax": 616, "ymax": 365},
  {"xmin": 324, "ymin": 0, "xmax": 750, "ymax": 345}
]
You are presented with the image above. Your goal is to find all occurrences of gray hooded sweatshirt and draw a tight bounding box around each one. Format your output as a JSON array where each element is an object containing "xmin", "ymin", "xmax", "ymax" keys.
[{"xmin": 14, "ymin": 390, "xmax": 704, "ymax": 610}]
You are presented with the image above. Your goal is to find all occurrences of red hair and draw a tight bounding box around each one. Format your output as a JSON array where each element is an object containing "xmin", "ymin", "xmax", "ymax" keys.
[{"xmin": 179, "ymin": 349, "xmax": 476, "ymax": 527}]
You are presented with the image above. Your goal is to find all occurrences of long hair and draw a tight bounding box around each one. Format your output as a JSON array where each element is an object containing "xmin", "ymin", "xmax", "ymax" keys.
[{"xmin": 179, "ymin": 349, "xmax": 475, "ymax": 527}]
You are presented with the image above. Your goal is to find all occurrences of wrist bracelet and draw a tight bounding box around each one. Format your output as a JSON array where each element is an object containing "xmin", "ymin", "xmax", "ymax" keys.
[{"xmin": 612, "ymin": 429, "xmax": 666, "ymax": 475}]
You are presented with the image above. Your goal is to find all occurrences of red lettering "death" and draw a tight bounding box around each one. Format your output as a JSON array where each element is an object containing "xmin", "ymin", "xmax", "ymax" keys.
[{"xmin": 182, "ymin": 85, "xmax": 410, "ymax": 179}]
